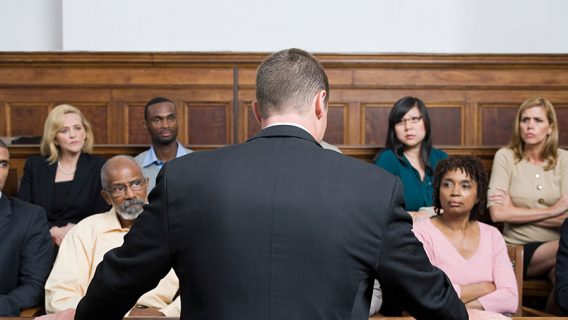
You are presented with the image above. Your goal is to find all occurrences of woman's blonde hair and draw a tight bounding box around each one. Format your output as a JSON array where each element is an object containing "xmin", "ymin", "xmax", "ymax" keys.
[
  {"xmin": 40, "ymin": 104, "xmax": 95, "ymax": 164},
  {"xmin": 508, "ymin": 97, "xmax": 558, "ymax": 170}
]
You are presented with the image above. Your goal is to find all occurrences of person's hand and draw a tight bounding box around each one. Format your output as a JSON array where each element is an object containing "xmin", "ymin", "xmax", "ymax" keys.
[
  {"xmin": 488, "ymin": 188, "xmax": 512, "ymax": 207},
  {"xmin": 467, "ymin": 309, "xmax": 511, "ymax": 320},
  {"xmin": 35, "ymin": 308, "xmax": 76, "ymax": 320},
  {"xmin": 50, "ymin": 223, "xmax": 76, "ymax": 246},
  {"xmin": 128, "ymin": 306, "xmax": 165, "ymax": 317}
]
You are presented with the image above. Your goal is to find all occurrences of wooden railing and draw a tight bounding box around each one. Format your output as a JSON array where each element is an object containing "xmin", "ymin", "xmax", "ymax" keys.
[{"xmin": 3, "ymin": 145, "xmax": 500, "ymax": 197}]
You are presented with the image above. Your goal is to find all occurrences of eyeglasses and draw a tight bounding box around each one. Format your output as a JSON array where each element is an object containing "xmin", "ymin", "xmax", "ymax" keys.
[
  {"xmin": 395, "ymin": 116, "xmax": 422, "ymax": 127},
  {"xmin": 106, "ymin": 178, "xmax": 147, "ymax": 197}
]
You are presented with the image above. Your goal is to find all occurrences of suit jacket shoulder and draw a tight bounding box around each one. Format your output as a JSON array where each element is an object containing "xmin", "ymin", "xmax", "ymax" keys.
[{"xmin": 0, "ymin": 196, "xmax": 52, "ymax": 316}]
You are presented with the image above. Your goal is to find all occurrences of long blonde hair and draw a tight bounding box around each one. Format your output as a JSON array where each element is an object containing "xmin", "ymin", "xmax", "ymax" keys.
[
  {"xmin": 508, "ymin": 97, "xmax": 558, "ymax": 170},
  {"xmin": 40, "ymin": 104, "xmax": 95, "ymax": 164}
]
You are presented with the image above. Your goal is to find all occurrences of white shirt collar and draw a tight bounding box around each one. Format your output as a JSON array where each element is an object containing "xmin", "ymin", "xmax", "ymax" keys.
[{"xmin": 265, "ymin": 122, "xmax": 310, "ymax": 134}]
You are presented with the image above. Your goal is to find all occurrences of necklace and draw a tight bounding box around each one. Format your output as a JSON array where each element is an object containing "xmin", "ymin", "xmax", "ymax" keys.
[{"xmin": 57, "ymin": 161, "xmax": 76, "ymax": 175}]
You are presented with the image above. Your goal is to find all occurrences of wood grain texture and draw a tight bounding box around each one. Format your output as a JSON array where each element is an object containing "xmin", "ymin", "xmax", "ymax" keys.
[{"xmin": 1, "ymin": 53, "xmax": 568, "ymax": 148}]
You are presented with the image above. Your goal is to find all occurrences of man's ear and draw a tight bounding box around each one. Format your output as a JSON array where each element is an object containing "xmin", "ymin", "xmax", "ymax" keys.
[
  {"xmin": 314, "ymin": 90, "xmax": 327, "ymax": 120},
  {"xmin": 252, "ymin": 101, "xmax": 263, "ymax": 124},
  {"xmin": 143, "ymin": 120, "xmax": 148, "ymax": 130},
  {"xmin": 101, "ymin": 190, "xmax": 113, "ymax": 206}
]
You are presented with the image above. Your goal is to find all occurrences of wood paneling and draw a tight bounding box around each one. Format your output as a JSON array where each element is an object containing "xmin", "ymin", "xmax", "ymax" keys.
[
  {"xmin": 1, "ymin": 53, "xmax": 568, "ymax": 148},
  {"xmin": 5, "ymin": 103, "xmax": 49, "ymax": 137},
  {"xmin": 74, "ymin": 103, "xmax": 110, "ymax": 144},
  {"xmin": 429, "ymin": 105, "xmax": 462, "ymax": 145},
  {"xmin": 325, "ymin": 104, "xmax": 347, "ymax": 145},
  {"xmin": 242, "ymin": 102, "xmax": 261, "ymax": 141},
  {"xmin": 125, "ymin": 103, "xmax": 149, "ymax": 145},
  {"xmin": 480, "ymin": 104, "xmax": 517, "ymax": 146},
  {"xmin": 187, "ymin": 103, "xmax": 232, "ymax": 145},
  {"xmin": 555, "ymin": 105, "xmax": 568, "ymax": 146},
  {"xmin": 363, "ymin": 104, "xmax": 391, "ymax": 145}
]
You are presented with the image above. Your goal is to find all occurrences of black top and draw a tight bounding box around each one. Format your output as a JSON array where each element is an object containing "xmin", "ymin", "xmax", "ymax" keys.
[
  {"xmin": 76, "ymin": 125, "xmax": 466, "ymax": 320},
  {"xmin": 17, "ymin": 153, "xmax": 110, "ymax": 227},
  {"xmin": 51, "ymin": 180, "xmax": 73, "ymax": 226}
]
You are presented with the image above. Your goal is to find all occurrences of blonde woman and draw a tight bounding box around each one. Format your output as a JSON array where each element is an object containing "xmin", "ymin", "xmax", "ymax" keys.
[
  {"xmin": 18, "ymin": 104, "xmax": 109, "ymax": 245},
  {"xmin": 488, "ymin": 97, "xmax": 568, "ymax": 311}
]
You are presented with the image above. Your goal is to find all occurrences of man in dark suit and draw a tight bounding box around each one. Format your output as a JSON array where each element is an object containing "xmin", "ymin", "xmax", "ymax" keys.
[
  {"xmin": 74, "ymin": 48, "xmax": 467, "ymax": 320},
  {"xmin": 0, "ymin": 140, "xmax": 53, "ymax": 316},
  {"xmin": 556, "ymin": 220, "xmax": 568, "ymax": 314}
]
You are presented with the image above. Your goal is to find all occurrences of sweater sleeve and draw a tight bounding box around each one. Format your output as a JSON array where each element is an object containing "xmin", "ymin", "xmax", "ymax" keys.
[
  {"xmin": 487, "ymin": 148, "xmax": 513, "ymax": 207},
  {"xmin": 477, "ymin": 228, "xmax": 518, "ymax": 314}
]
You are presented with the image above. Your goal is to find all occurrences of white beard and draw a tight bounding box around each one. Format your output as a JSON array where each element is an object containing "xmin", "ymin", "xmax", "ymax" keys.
[
  {"xmin": 116, "ymin": 209, "xmax": 142, "ymax": 221},
  {"xmin": 115, "ymin": 199, "xmax": 145, "ymax": 221}
]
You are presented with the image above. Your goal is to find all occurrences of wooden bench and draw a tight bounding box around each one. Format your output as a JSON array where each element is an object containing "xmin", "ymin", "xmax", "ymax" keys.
[{"xmin": 3, "ymin": 144, "xmax": 500, "ymax": 197}]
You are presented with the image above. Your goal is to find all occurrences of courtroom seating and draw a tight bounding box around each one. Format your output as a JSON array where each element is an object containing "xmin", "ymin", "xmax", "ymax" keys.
[
  {"xmin": 521, "ymin": 278, "xmax": 553, "ymax": 316},
  {"xmin": 19, "ymin": 306, "xmax": 45, "ymax": 317},
  {"xmin": 507, "ymin": 244, "xmax": 523, "ymax": 317}
]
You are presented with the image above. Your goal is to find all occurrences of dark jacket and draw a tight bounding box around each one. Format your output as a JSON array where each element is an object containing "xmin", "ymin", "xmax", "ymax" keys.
[
  {"xmin": 556, "ymin": 220, "xmax": 568, "ymax": 314},
  {"xmin": 0, "ymin": 195, "xmax": 52, "ymax": 316},
  {"xmin": 76, "ymin": 125, "xmax": 467, "ymax": 320}
]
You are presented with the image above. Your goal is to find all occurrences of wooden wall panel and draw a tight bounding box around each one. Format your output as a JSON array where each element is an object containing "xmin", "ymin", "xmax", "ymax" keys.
[
  {"xmin": 1, "ymin": 53, "xmax": 568, "ymax": 149},
  {"xmin": 125, "ymin": 103, "xmax": 150, "ymax": 145},
  {"xmin": 187, "ymin": 103, "xmax": 232, "ymax": 145},
  {"xmin": 555, "ymin": 105, "xmax": 568, "ymax": 146},
  {"xmin": 479, "ymin": 104, "xmax": 517, "ymax": 146},
  {"xmin": 362, "ymin": 104, "xmax": 391, "ymax": 145},
  {"xmin": 325, "ymin": 104, "xmax": 347, "ymax": 145},
  {"xmin": 6, "ymin": 103, "xmax": 49, "ymax": 137},
  {"xmin": 429, "ymin": 106, "xmax": 462, "ymax": 145},
  {"xmin": 74, "ymin": 103, "xmax": 110, "ymax": 144},
  {"xmin": 242, "ymin": 102, "xmax": 261, "ymax": 141}
]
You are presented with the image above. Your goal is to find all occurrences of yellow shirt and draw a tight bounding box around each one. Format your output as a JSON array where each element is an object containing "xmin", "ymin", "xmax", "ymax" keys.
[
  {"xmin": 488, "ymin": 147, "xmax": 568, "ymax": 244},
  {"xmin": 45, "ymin": 208, "xmax": 180, "ymax": 316}
]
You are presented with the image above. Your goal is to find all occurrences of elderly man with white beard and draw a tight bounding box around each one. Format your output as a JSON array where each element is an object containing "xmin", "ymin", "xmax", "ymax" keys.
[{"xmin": 42, "ymin": 155, "xmax": 180, "ymax": 317}]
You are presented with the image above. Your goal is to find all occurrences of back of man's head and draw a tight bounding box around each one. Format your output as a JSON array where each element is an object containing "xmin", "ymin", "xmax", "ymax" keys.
[{"xmin": 255, "ymin": 48, "xmax": 329, "ymax": 119}]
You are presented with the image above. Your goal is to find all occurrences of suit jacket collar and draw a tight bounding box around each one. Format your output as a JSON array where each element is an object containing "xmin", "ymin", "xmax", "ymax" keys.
[
  {"xmin": 0, "ymin": 195, "xmax": 11, "ymax": 230},
  {"xmin": 248, "ymin": 125, "xmax": 322, "ymax": 148}
]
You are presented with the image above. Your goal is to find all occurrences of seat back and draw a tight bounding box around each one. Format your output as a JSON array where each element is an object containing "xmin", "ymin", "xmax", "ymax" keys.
[{"xmin": 506, "ymin": 244, "xmax": 523, "ymax": 316}]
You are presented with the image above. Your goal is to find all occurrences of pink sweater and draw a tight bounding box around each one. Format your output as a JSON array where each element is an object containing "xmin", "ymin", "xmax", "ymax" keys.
[{"xmin": 412, "ymin": 219, "xmax": 518, "ymax": 314}]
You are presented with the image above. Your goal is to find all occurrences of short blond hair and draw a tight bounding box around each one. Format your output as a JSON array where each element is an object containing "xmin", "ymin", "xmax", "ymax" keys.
[
  {"xmin": 40, "ymin": 104, "xmax": 95, "ymax": 164},
  {"xmin": 508, "ymin": 97, "xmax": 559, "ymax": 170}
]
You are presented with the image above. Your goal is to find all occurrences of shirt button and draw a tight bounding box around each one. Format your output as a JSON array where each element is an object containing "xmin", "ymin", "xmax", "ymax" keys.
[
  {"xmin": 537, "ymin": 185, "xmax": 543, "ymax": 190},
  {"xmin": 535, "ymin": 173, "xmax": 541, "ymax": 179},
  {"xmin": 538, "ymin": 198, "xmax": 545, "ymax": 204}
]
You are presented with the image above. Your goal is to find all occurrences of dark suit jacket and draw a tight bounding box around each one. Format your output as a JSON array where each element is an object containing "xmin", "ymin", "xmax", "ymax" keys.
[
  {"xmin": 76, "ymin": 125, "xmax": 467, "ymax": 320},
  {"xmin": 557, "ymin": 219, "xmax": 568, "ymax": 314},
  {"xmin": 0, "ymin": 195, "xmax": 53, "ymax": 316},
  {"xmin": 17, "ymin": 153, "xmax": 109, "ymax": 227}
]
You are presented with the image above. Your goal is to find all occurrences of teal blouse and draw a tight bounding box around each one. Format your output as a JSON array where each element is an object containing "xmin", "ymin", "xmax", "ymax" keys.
[{"xmin": 374, "ymin": 148, "xmax": 448, "ymax": 211}]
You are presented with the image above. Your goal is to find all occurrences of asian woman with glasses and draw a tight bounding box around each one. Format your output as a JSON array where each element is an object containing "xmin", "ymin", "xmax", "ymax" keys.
[{"xmin": 373, "ymin": 96, "xmax": 448, "ymax": 221}]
